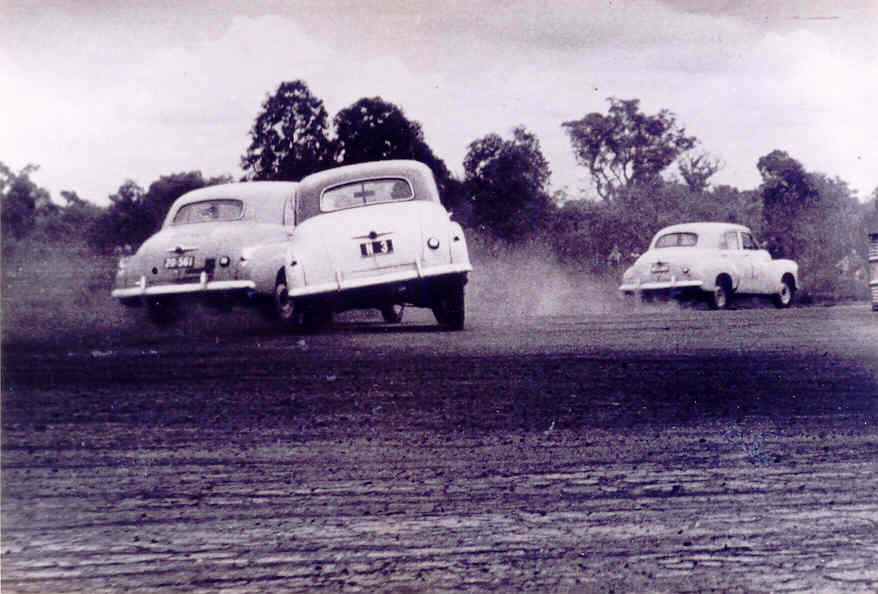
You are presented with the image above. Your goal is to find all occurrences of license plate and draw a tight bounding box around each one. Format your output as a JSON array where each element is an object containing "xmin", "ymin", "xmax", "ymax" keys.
[
  {"xmin": 360, "ymin": 239, "xmax": 394, "ymax": 257},
  {"xmin": 164, "ymin": 255, "xmax": 195, "ymax": 269}
]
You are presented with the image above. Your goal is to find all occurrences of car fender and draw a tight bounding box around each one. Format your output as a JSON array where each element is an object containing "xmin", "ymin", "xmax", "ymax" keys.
[
  {"xmin": 697, "ymin": 254, "xmax": 743, "ymax": 292},
  {"xmin": 281, "ymin": 242, "xmax": 307, "ymax": 293},
  {"xmin": 448, "ymin": 220, "xmax": 471, "ymax": 267},
  {"xmin": 762, "ymin": 258, "xmax": 799, "ymax": 290},
  {"xmin": 241, "ymin": 238, "xmax": 292, "ymax": 295}
]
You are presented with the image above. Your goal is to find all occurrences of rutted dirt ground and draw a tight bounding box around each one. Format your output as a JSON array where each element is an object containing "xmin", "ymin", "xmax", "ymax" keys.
[{"xmin": 2, "ymin": 305, "xmax": 877, "ymax": 593}]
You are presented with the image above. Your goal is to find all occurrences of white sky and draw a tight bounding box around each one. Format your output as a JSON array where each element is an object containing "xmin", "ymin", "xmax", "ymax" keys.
[{"xmin": 2, "ymin": 0, "xmax": 876, "ymax": 206}]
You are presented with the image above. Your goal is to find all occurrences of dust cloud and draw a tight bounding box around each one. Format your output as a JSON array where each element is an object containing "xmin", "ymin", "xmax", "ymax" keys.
[{"xmin": 465, "ymin": 240, "xmax": 623, "ymax": 319}]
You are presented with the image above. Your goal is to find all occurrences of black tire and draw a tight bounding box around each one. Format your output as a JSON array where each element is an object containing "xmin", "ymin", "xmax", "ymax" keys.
[
  {"xmin": 708, "ymin": 277, "xmax": 732, "ymax": 310},
  {"xmin": 432, "ymin": 283, "xmax": 465, "ymax": 330},
  {"xmin": 774, "ymin": 276, "xmax": 795, "ymax": 309},
  {"xmin": 380, "ymin": 304, "xmax": 405, "ymax": 323},
  {"xmin": 273, "ymin": 276, "xmax": 298, "ymax": 326}
]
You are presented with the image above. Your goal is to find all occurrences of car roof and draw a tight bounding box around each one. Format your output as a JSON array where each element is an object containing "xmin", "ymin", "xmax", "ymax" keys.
[
  {"xmin": 165, "ymin": 181, "xmax": 298, "ymax": 226},
  {"xmin": 295, "ymin": 160, "xmax": 440, "ymax": 223},
  {"xmin": 651, "ymin": 222, "xmax": 753, "ymax": 247},
  {"xmin": 655, "ymin": 222, "xmax": 751, "ymax": 235}
]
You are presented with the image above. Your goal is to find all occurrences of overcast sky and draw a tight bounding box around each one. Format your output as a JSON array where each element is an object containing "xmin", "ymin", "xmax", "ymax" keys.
[{"xmin": 2, "ymin": 0, "xmax": 876, "ymax": 206}]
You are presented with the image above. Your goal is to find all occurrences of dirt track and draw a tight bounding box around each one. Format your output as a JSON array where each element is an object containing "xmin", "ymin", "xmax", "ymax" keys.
[{"xmin": 2, "ymin": 304, "xmax": 877, "ymax": 593}]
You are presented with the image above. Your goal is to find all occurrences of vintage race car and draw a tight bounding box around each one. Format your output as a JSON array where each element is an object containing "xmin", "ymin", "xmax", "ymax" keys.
[
  {"xmin": 619, "ymin": 222, "xmax": 799, "ymax": 309},
  {"xmin": 111, "ymin": 181, "xmax": 298, "ymax": 324},
  {"xmin": 246, "ymin": 160, "xmax": 472, "ymax": 330}
]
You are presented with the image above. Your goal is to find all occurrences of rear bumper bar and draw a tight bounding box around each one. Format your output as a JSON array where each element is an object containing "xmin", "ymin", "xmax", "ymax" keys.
[
  {"xmin": 619, "ymin": 279, "xmax": 703, "ymax": 292},
  {"xmin": 112, "ymin": 272, "xmax": 256, "ymax": 299}
]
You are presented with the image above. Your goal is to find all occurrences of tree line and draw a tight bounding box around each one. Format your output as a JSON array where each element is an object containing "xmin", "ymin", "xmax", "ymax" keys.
[{"xmin": 3, "ymin": 81, "xmax": 876, "ymax": 297}]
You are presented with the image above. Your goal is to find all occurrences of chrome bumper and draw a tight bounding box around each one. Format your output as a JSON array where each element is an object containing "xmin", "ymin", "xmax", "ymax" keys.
[
  {"xmin": 618, "ymin": 278, "xmax": 703, "ymax": 292},
  {"xmin": 112, "ymin": 272, "xmax": 256, "ymax": 299}
]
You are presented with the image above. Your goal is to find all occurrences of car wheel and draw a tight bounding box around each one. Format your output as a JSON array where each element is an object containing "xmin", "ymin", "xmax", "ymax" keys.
[
  {"xmin": 774, "ymin": 276, "xmax": 795, "ymax": 309},
  {"xmin": 709, "ymin": 277, "xmax": 732, "ymax": 310},
  {"xmin": 380, "ymin": 304, "xmax": 405, "ymax": 323},
  {"xmin": 432, "ymin": 283, "xmax": 465, "ymax": 330},
  {"xmin": 274, "ymin": 277, "xmax": 297, "ymax": 325}
]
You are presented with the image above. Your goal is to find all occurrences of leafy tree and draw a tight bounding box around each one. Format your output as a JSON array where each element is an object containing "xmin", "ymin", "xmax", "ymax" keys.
[
  {"xmin": 678, "ymin": 151, "xmax": 724, "ymax": 193},
  {"xmin": 39, "ymin": 190, "xmax": 104, "ymax": 239},
  {"xmin": 795, "ymin": 173, "xmax": 861, "ymax": 280},
  {"xmin": 562, "ymin": 98, "xmax": 697, "ymax": 200},
  {"xmin": 88, "ymin": 180, "xmax": 148, "ymax": 253},
  {"xmin": 241, "ymin": 80, "xmax": 333, "ymax": 181},
  {"xmin": 333, "ymin": 97, "xmax": 455, "ymax": 202},
  {"xmin": 705, "ymin": 185, "xmax": 763, "ymax": 230},
  {"xmin": 863, "ymin": 187, "xmax": 878, "ymax": 236},
  {"xmin": 757, "ymin": 150, "xmax": 866, "ymax": 295},
  {"xmin": 756, "ymin": 150, "xmax": 816, "ymax": 259},
  {"xmin": 1, "ymin": 162, "xmax": 49, "ymax": 239},
  {"xmin": 463, "ymin": 126, "xmax": 555, "ymax": 241}
]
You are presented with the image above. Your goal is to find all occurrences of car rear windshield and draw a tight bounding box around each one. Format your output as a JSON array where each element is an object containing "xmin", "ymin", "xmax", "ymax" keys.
[
  {"xmin": 172, "ymin": 199, "xmax": 244, "ymax": 225},
  {"xmin": 655, "ymin": 232, "xmax": 698, "ymax": 248},
  {"xmin": 320, "ymin": 178, "xmax": 414, "ymax": 212}
]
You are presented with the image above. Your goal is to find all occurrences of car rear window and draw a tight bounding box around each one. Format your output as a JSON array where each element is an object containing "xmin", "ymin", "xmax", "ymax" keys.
[
  {"xmin": 655, "ymin": 232, "xmax": 698, "ymax": 248},
  {"xmin": 173, "ymin": 200, "xmax": 244, "ymax": 225},
  {"xmin": 320, "ymin": 178, "xmax": 414, "ymax": 212}
]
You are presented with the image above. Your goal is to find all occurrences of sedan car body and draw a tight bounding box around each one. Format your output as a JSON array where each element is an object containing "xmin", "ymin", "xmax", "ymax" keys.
[
  {"xmin": 250, "ymin": 160, "xmax": 472, "ymax": 330},
  {"xmin": 619, "ymin": 222, "xmax": 799, "ymax": 309},
  {"xmin": 111, "ymin": 182, "xmax": 297, "ymax": 323}
]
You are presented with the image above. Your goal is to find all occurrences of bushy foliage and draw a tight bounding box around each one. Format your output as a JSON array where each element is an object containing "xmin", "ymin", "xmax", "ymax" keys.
[
  {"xmin": 463, "ymin": 126, "xmax": 556, "ymax": 241},
  {"xmin": 550, "ymin": 179, "xmax": 764, "ymax": 273},
  {"xmin": 88, "ymin": 172, "xmax": 231, "ymax": 253},
  {"xmin": 1, "ymin": 162, "xmax": 105, "ymax": 248},
  {"xmin": 1, "ymin": 162, "xmax": 48, "ymax": 239}
]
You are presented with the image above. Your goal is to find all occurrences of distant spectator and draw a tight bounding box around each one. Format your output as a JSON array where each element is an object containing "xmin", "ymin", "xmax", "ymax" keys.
[{"xmin": 606, "ymin": 245, "xmax": 622, "ymax": 267}]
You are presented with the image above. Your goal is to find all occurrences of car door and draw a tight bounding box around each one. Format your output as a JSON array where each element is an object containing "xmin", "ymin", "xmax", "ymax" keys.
[
  {"xmin": 742, "ymin": 231, "xmax": 774, "ymax": 293},
  {"xmin": 738, "ymin": 231, "xmax": 764, "ymax": 293},
  {"xmin": 719, "ymin": 230, "xmax": 749, "ymax": 291}
]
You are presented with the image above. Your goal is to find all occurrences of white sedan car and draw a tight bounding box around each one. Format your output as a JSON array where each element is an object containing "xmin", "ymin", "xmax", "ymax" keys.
[
  {"xmin": 246, "ymin": 160, "xmax": 473, "ymax": 331},
  {"xmin": 111, "ymin": 182, "xmax": 298, "ymax": 324},
  {"xmin": 619, "ymin": 222, "xmax": 799, "ymax": 309}
]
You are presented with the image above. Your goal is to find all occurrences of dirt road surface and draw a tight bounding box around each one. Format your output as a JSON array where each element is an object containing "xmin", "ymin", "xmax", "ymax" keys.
[{"xmin": 2, "ymin": 304, "xmax": 877, "ymax": 593}]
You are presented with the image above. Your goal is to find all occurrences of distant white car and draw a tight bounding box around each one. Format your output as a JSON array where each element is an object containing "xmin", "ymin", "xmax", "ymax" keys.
[
  {"xmin": 111, "ymin": 181, "xmax": 298, "ymax": 324},
  {"xmin": 619, "ymin": 222, "xmax": 799, "ymax": 309},
  {"xmin": 246, "ymin": 160, "xmax": 473, "ymax": 331}
]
